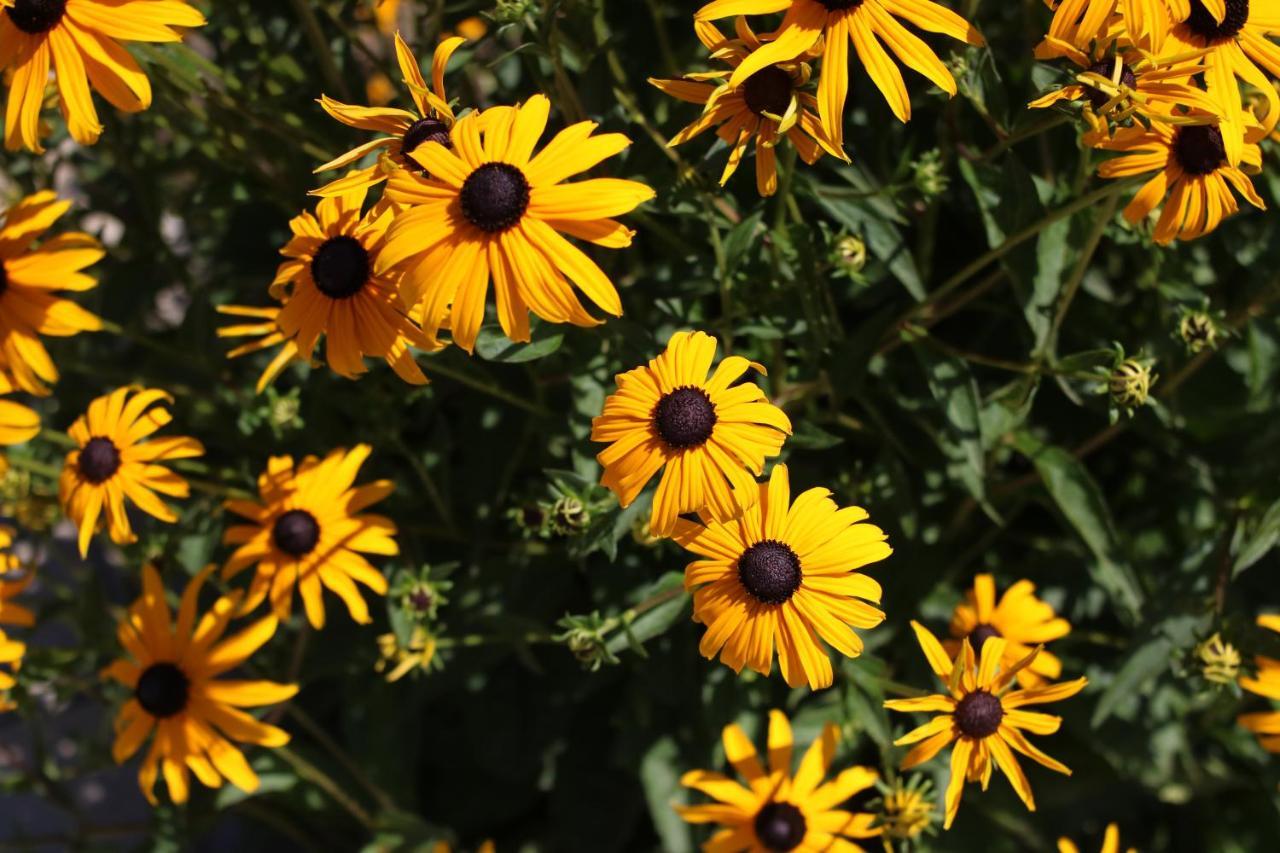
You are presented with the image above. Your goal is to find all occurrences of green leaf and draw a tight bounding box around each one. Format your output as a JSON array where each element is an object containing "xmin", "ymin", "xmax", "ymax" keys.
[
  {"xmin": 1232, "ymin": 497, "xmax": 1280, "ymax": 577},
  {"xmin": 640, "ymin": 737, "xmax": 694, "ymax": 853},
  {"xmin": 1091, "ymin": 636, "xmax": 1174, "ymax": 727},
  {"xmin": 911, "ymin": 337, "xmax": 990, "ymax": 511},
  {"xmin": 475, "ymin": 324, "xmax": 564, "ymax": 362}
]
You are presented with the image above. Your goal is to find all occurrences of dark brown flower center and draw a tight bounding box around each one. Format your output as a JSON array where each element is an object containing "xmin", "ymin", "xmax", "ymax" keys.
[
  {"xmin": 0, "ymin": 263, "xmax": 8, "ymax": 297},
  {"xmin": 968, "ymin": 623, "xmax": 1002, "ymax": 653},
  {"xmin": 653, "ymin": 387, "xmax": 717, "ymax": 448},
  {"xmin": 738, "ymin": 539, "xmax": 803, "ymax": 605},
  {"xmin": 400, "ymin": 116, "xmax": 452, "ymax": 162},
  {"xmin": 1083, "ymin": 60, "xmax": 1136, "ymax": 110},
  {"xmin": 815, "ymin": 0, "xmax": 864, "ymax": 10},
  {"xmin": 135, "ymin": 662, "xmax": 190, "ymax": 718},
  {"xmin": 5, "ymin": 0, "xmax": 67, "ymax": 34},
  {"xmin": 754, "ymin": 802, "xmax": 806, "ymax": 851},
  {"xmin": 954, "ymin": 689, "xmax": 1004, "ymax": 738},
  {"xmin": 1173, "ymin": 124, "xmax": 1226, "ymax": 176},
  {"xmin": 1184, "ymin": 0, "xmax": 1248, "ymax": 42},
  {"xmin": 742, "ymin": 66, "xmax": 794, "ymax": 116},
  {"xmin": 273, "ymin": 509, "xmax": 321, "ymax": 557},
  {"xmin": 310, "ymin": 235, "xmax": 370, "ymax": 299},
  {"xmin": 459, "ymin": 162, "xmax": 530, "ymax": 233},
  {"xmin": 79, "ymin": 437, "xmax": 121, "ymax": 484}
]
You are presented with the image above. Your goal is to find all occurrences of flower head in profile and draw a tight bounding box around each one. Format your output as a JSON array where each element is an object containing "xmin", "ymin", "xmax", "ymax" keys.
[
  {"xmin": 945, "ymin": 574, "xmax": 1071, "ymax": 688},
  {"xmin": 0, "ymin": 398, "xmax": 38, "ymax": 445},
  {"xmin": 222, "ymin": 445, "xmax": 395, "ymax": 629},
  {"xmin": 103, "ymin": 564, "xmax": 296, "ymax": 804},
  {"xmin": 592, "ymin": 330, "xmax": 792, "ymax": 537},
  {"xmin": 677, "ymin": 710, "xmax": 881, "ymax": 851},
  {"xmin": 0, "ymin": 191, "xmax": 103, "ymax": 396},
  {"xmin": 694, "ymin": 0, "xmax": 984, "ymax": 149},
  {"xmin": 0, "ymin": 0, "xmax": 206, "ymax": 151},
  {"xmin": 381, "ymin": 95, "xmax": 654, "ymax": 351},
  {"xmin": 59, "ymin": 387, "xmax": 204, "ymax": 557},
  {"xmin": 649, "ymin": 18, "xmax": 845, "ymax": 195},
  {"xmin": 884, "ymin": 622, "xmax": 1087, "ymax": 828},
  {"xmin": 674, "ymin": 464, "xmax": 891, "ymax": 689},
  {"xmin": 1058, "ymin": 823, "xmax": 1135, "ymax": 853},
  {"xmin": 218, "ymin": 185, "xmax": 440, "ymax": 392},
  {"xmin": 1237, "ymin": 614, "xmax": 1280, "ymax": 752},
  {"xmin": 315, "ymin": 33, "xmax": 466, "ymax": 196}
]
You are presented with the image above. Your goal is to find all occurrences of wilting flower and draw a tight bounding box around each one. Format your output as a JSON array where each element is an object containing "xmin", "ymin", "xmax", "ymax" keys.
[
  {"xmin": 376, "ymin": 626, "xmax": 438, "ymax": 682},
  {"xmin": 103, "ymin": 565, "xmax": 296, "ymax": 804},
  {"xmin": 0, "ymin": 0, "xmax": 206, "ymax": 151},
  {"xmin": 945, "ymin": 574, "xmax": 1071, "ymax": 688},
  {"xmin": 677, "ymin": 710, "xmax": 881, "ymax": 850},
  {"xmin": 58, "ymin": 387, "xmax": 204, "ymax": 557},
  {"xmin": 591, "ymin": 330, "xmax": 792, "ymax": 537},
  {"xmin": 884, "ymin": 622, "xmax": 1087, "ymax": 828},
  {"xmin": 1238, "ymin": 614, "xmax": 1280, "ymax": 752},
  {"xmin": 675, "ymin": 464, "xmax": 891, "ymax": 689},
  {"xmin": 1058, "ymin": 823, "xmax": 1135, "ymax": 853},
  {"xmin": 381, "ymin": 95, "xmax": 654, "ymax": 351},
  {"xmin": 1197, "ymin": 632, "xmax": 1240, "ymax": 684}
]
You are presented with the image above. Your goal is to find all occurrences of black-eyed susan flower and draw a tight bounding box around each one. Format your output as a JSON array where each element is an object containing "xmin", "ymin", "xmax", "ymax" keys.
[
  {"xmin": 0, "ymin": 0, "xmax": 206, "ymax": 152},
  {"xmin": 314, "ymin": 33, "xmax": 466, "ymax": 196},
  {"xmin": 381, "ymin": 96, "xmax": 655, "ymax": 351},
  {"xmin": 592, "ymin": 330, "xmax": 792, "ymax": 537},
  {"xmin": 1095, "ymin": 113, "xmax": 1264, "ymax": 242},
  {"xmin": 222, "ymin": 445, "xmax": 395, "ymax": 630},
  {"xmin": 0, "ymin": 398, "xmax": 38, "ymax": 445},
  {"xmin": 103, "ymin": 564, "xmax": 296, "ymax": 804},
  {"xmin": 1035, "ymin": 0, "xmax": 1190, "ymax": 61},
  {"xmin": 945, "ymin": 574, "xmax": 1071, "ymax": 688},
  {"xmin": 678, "ymin": 710, "xmax": 881, "ymax": 850},
  {"xmin": 694, "ymin": 0, "xmax": 984, "ymax": 149},
  {"xmin": 884, "ymin": 622, "xmax": 1087, "ymax": 829},
  {"xmin": 649, "ymin": 18, "xmax": 845, "ymax": 195},
  {"xmin": 1237, "ymin": 614, "xmax": 1280, "ymax": 751},
  {"xmin": 0, "ymin": 625, "xmax": 22, "ymax": 711},
  {"xmin": 1058, "ymin": 823, "xmax": 1134, "ymax": 853},
  {"xmin": 58, "ymin": 387, "xmax": 204, "ymax": 557},
  {"xmin": 0, "ymin": 190, "xmax": 103, "ymax": 396},
  {"xmin": 218, "ymin": 186, "xmax": 440, "ymax": 392},
  {"xmin": 674, "ymin": 464, "xmax": 890, "ymax": 689}
]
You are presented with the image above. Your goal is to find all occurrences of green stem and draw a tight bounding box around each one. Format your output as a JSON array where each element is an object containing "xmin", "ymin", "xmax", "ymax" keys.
[
  {"xmin": 276, "ymin": 745, "xmax": 376, "ymax": 828},
  {"xmin": 975, "ymin": 112, "xmax": 1072, "ymax": 163},
  {"xmin": 1039, "ymin": 193, "xmax": 1118, "ymax": 360},
  {"xmin": 287, "ymin": 0, "xmax": 350, "ymax": 101},
  {"xmin": 426, "ymin": 361, "xmax": 549, "ymax": 415},
  {"xmin": 284, "ymin": 704, "xmax": 399, "ymax": 815}
]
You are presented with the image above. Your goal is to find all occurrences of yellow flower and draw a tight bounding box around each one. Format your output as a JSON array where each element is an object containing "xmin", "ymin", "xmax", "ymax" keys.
[
  {"xmin": 0, "ymin": 525, "xmax": 34, "ymax": 629},
  {"xmin": 374, "ymin": 0, "xmax": 399, "ymax": 33},
  {"xmin": 58, "ymin": 387, "xmax": 204, "ymax": 557},
  {"xmin": 1035, "ymin": 0, "xmax": 1190, "ymax": 61},
  {"xmin": 0, "ymin": 190, "xmax": 103, "ymax": 396},
  {"xmin": 945, "ymin": 574, "xmax": 1071, "ymax": 688},
  {"xmin": 222, "ymin": 445, "xmax": 395, "ymax": 629},
  {"xmin": 0, "ymin": 0, "xmax": 206, "ymax": 151},
  {"xmin": 0, "ymin": 624, "xmax": 22, "ymax": 712},
  {"xmin": 376, "ymin": 626, "xmax": 437, "ymax": 681},
  {"xmin": 0, "ymin": 397, "xmax": 38, "ymax": 445},
  {"xmin": 649, "ymin": 18, "xmax": 845, "ymax": 196},
  {"xmin": 694, "ymin": 0, "xmax": 983, "ymax": 150},
  {"xmin": 218, "ymin": 184, "xmax": 440, "ymax": 393},
  {"xmin": 103, "ymin": 564, "xmax": 296, "ymax": 804},
  {"xmin": 591, "ymin": 330, "xmax": 792, "ymax": 537},
  {"xmin": 1238, "ymin": 614, "xmax": 1280, "ymax": 751},
  {"xmin": 677, "ymin": 710, "xmax": 881, "ymax": 851},
  {"xmin": 381, "ymin": 95, "xmax": 654, "ymax": 351},
  {"xmin": 1196, "ymin": 631, "xmax": 1240, "ymax": 684},
  {"xmin": 1058, "ymin": 823, "xmax": 1135, "ymax": 853},
  {"xmin": 674, "ymin": 464, "xmax": 890, "ymax": 689},
  {"xmin": 874, "ymin": 776, "xmax": 935, "ymax": 842},
  {"xmin": 884, "ymin": 622, "xmax": 1087, "ymax": 829}
]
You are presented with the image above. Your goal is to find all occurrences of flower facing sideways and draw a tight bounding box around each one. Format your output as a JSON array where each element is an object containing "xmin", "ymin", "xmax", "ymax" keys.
[
  {"xmin": 945, "ymin": 574, "xmax": 1071, "ymax": 688},
  {"xmin": 1237, "ymin": 613, "xmax": 1280, "ymax": 752}
]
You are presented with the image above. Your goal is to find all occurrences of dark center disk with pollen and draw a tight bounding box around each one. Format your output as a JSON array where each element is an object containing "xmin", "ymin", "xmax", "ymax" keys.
[
  {"xmin": 400, "ymin": 116, "xmax": 452, "ymax": 163},
  {"xmin": 968, "ymin": 623, "xmax": 1002, "ymax": 653},
  {"xmin": 0, "ymin": 263, "xmax": 8, "ymax": 297},
  {"xmin": 1184, "ymin": 0, "xmax": 1249, "ymax": 43},
  {"xmin": 653, "ymin": 386, "xmax": 717, "ymax": 448},
  {"xmin": 753, "ymin": 802, "xmax": 807, "ymax": 852},
  {"xmin": 459, "ymin": 162, "xmax": 530, "ymax": 233},
  {"xmin": 78, "ymin": 437, "xmax": 121, "ymax": 484},
  {"xmin": 954, "ymin": 689, "xmax": 1004, "ymax": 739},
  {"xmin": 815, "ymin": 0, "xmax": 864, "ymax": 9},
  {"xmin": 273, "ymin": 509, "xmax": 321, "ymax": 557},
  {"xmin": 134, "ymin": 662, "xmax": 190, "ymax": 718},
  {"xmin": 5, "ymin": 0, "xmax": 68, "ymax": 34},
  {"xmin": 738, "ymin": 539, "xmax": 803, "ymax": 605},
  {"xmin": 1083, "ymin": 60, "xmax": 1137, "ymax": 110},
  {"xmin": 310, "ymin": 235, "xmax": 370, "ymax": 299},
  {"xmin": 1173, "ymin": 124, "xmax": 1227, "ymax": 176},
  {"xmin": 743, "ymin": 66, "xmax": 794, "ymax": 116}
]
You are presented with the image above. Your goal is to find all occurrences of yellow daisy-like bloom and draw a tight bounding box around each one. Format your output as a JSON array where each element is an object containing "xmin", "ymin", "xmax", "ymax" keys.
[
  {"xmin": 222, "ymin": 445, "xmax": 395, "ymax": 630},
  {"xmin": 375, "ymin": 625, "xmax": 437, "ymax": 682},
  {"xmin": 374, "ymin": 0, "xmax": 399, "ymax": 34},
  {"xmin": 380, "ymin": 95, "xmax": 654, "ymax": 351},
  {"xmin": 1095, "ymin": 114, "xmax": 1265, "ymax": 243},
  {"xmin": 103, "ymin": 564, "xmax": 297, "ymax": 804},
  {"xmin": 1237, "ymin": 613, "xmax": 1280, "ymax": 752},
  {"xmin": 649, "ymin": 18, "xmax": 845, "ymax": 196},
  {"xmin": 674, "ymin": 464, "xmax": 891, "ymax": 689},
  {"xmin": 0, "ymin": 397, "xmax": 38, "ymax": 444},
  {"xmin": 677, "ymin": 710, "xmax": 881, "ymax": 852},
  {"xmin": 945, "ymin": 574, "xmax": 1071, "ymax": 688},
  {"xmin": 314, "ymin": 33, "xmax": 466, "ymax": 196},
  {"xmin": 0, "ymin": 624, "xmax": 22, "ymax": 711},
  {"xmin": 1035, "ymin": 0, "xmax": 1192, "ymax": 60},
  {"xmin": 0, "ymin": 525, "xmax": 34, "ymax": 629},
  {"xmin": 591, "ymin": 330, "xmax": 792, "ymax": 537},
  {"xmin": 884, "ymin": 622, "xmax": 1087, "ymax": 829},
  {"xmin": 694, "ymin": 0, "xmax": 984, "ymax": 149},
  {"xmin": 0, "ymin": 0, "xmax": 206, "ymax": 152},
  {"xmin": 58, "ymin": 387, "xmax": 204, "ymax": 557},
  {"xmin": 217, "ymin": 185, "xmax": 439, "ymax": 393},
  {"xmin": 0, "ymin": 190, "xmax": 103, "ymax": 396},
  {"xmin": 1058, "ymin": 823, "xmax": 1135, "ymax": 853}
]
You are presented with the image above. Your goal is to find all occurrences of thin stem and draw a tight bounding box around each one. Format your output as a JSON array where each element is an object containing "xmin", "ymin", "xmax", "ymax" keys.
[
  {"xmin": 974, "ymin": 112, "xmax": 1072, "ymax": 163},
  {"xmin": 275, "ymin": 745, "xmax": 376, "ymax": 829},
  {"xmin": 284, "ymin": 704, "xmax": 399, "ymax": 815},
  {"xmin": 427, "ymin": 361, "xmax": 549, "ymax": 415},
  {"xmin": 287, "ymin": 0, "xmax": 350, "ymax": 101},
  {"xmin": 1040, "ymin": 193, "xmax": 1118, "ymax": 360}
]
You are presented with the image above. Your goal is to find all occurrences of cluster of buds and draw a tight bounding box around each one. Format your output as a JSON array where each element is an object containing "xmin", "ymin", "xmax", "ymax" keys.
[
  {"xmin": 510, "ymin": 475, "xmax": 612, "ymax": 540},
  {"xmin": 377, "ymin": 565, "xmax": 453, "ymax": 681},
  {"xmin": 554, "ymin": 612, "xmax": 620, "ymax": 672},
  {"xmin": 912, "ymin": 149, "xmax": 949, "ymax": 198}
]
